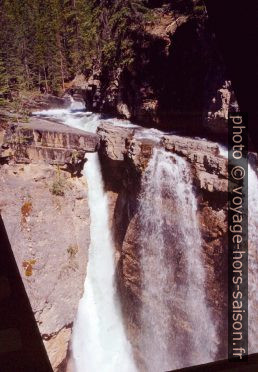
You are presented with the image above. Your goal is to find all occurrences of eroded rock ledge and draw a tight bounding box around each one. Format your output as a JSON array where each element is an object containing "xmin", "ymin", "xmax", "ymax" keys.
[
  {"xmin": 1, "ymin": 117, "xmax": 99, "ymax": 175},
  {"xmin": 97, "ymin": 121, "xmax": 228, "ymax": 193}
]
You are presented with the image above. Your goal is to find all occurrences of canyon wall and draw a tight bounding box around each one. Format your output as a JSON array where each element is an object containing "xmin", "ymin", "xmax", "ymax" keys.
[
  {"xmin": 69, "ymin": 3, "xmax": 238, "ymax": 136},
  {"xmin": 0, "ymin": 118, "xmax": 99, "ymax": 370}
]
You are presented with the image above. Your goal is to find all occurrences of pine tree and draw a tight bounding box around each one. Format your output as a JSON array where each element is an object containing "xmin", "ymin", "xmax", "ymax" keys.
[{"xmin": 0, "ymin": 58, "xmax": 9, "ymax": 105}]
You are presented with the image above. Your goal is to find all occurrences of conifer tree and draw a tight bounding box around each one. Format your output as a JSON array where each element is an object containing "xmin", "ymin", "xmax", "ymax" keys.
[{"xmin": 0, "ymin": 58, "xmax": 9, "ymax": 105}]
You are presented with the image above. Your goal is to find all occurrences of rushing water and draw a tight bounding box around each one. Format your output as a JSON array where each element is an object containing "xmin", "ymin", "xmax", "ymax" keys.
[
  {"xmin": 138, "ymin": 148, "xmax": 218, "ymax": 371},
  {"xmin": 218, "ymin": 146, "xmax": 258, "ymax": 355},
  {"xmin": 72, "ymin": 150, "xmax": 137, "ymax": 372},
  {"xmin": 247, "ymin": 165, "xmax": 258, "ymax": 354}
]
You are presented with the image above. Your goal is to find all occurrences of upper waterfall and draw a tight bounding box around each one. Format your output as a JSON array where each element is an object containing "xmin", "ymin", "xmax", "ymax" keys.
[{"xmin": 55, "ymin": 105, "xmax": 137, "ymax": 371}]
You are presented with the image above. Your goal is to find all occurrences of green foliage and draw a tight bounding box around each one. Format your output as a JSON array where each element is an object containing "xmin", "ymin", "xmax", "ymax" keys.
[
  {"xmin": 0, "ymin": 0, "xmax": 153, "ymax": 93},
  {"xmin": 51, "ymin": 180, "xmax": 65, "ymax": 196},
  {"xmin": 51, "ymin": 178, "xmax": 65, "ymax": 196},
  {"xmin": 51, "ymin": 168, "xmax": 66, "ymax": 196},
  {"xmin": 97, "ymin": 0, "xmax": 149, "ymax": 68},
  {"xmin": 0, "ymin": 58, "xmax": 9, "ymax": 105},
  {"xmin": 193, "ymin": 4, "xmax": 206, "ymax": 16}
]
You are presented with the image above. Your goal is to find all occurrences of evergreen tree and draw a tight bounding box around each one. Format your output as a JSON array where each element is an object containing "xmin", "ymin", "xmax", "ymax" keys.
[{"xmin": 0, "ymin": 58, "xmax": 9, "ymax": 105}]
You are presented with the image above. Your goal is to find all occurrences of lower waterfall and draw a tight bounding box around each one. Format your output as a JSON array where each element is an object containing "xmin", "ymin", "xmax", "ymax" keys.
[
  {"xmin": 60, "ymin": 119, "xmax": 137, "ymax": 371},
  {"xmin": 34, "ymin": 106, "xmax": 137, "ymax": 372},
  {"xmin": 72, "ymin": 151, "xmax": 137, "ymax": 372},
  {"xmin": 138, "ymin": 148, "xmax": 218, "ymax": 371}
]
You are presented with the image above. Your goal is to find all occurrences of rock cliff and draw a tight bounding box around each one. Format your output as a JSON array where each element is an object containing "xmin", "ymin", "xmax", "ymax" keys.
[{"xmin": 0, "ymin": 117, "xmax": 98, "ymax": 370}]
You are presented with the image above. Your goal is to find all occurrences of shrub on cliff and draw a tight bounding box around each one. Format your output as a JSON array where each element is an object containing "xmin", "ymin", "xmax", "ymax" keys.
[{"xmin": 51, "ymin": 179, "xmax": 65, "ymax": 196}]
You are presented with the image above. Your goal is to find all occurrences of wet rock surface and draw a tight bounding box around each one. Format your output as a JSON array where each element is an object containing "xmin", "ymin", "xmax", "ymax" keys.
[{"xmin": 98, "ymin": 122, "xmax": 228, "ymax": 192}]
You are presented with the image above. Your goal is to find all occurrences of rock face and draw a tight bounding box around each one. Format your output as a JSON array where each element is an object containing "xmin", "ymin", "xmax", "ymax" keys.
[
  {"xmin": 0, "ymin": 164, "xmax": 90, "ymax": 370},
  {"xmin": 98, "ymin": 122, "xmax": 229, "ymax": 367},
  {"xmin": 162, "ymin": 134, "xmax": 228, "ymax": 192},
  {"xmin": 0, "ymin": 117, "xmax": 97, "ymax": 371},
  {"xmin": 205, "ymin": 80, "xmax": 238, "ymax": 134}
]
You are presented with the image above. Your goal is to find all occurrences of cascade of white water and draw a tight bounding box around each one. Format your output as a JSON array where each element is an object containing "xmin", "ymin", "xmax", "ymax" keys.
[
  {"xmin": 138, "ymin": 148, "xmax": 218, "ymax": 371},
  {"xmin": 218, "ymin": 145, "xmax": 258, "ymax": 355},
  {"xmin": 248, "ymin": 165, "xmax": 258, "ymax": 354},
  {"xmin": 72, "ymin": 151, "xmax": 137, "ymax": 372},
  {"xmin": 62, "ymin": 111, "xmax": 137, "ymax": 372},
  {"xmin": 70, "ymin": 96, "xmax": 86, "ymax": 111}
]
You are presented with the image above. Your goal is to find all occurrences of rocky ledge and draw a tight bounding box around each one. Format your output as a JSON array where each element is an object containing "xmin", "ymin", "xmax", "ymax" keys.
[
  {"xmin": 97, "ymin": 121, "xmax": 228, "ymax": 193},
  {"xmin": 1, "ymin": 117, "xmax": 99, "ymax": 176}
]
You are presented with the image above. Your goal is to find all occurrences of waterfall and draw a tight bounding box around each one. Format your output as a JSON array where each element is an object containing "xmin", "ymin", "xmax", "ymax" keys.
[
  {"xmin": 248, "ymin": 164, "xmax": 258, "ymax": 354},
  {"xmin": 138, "ymin": 148, "xmax": 218, "ymax": 371},
  {"xmin": 218, "ymin": 146, "xmax": 258, "ymax": 355},
  {"xmin": 72, "ymin": 151, "xmax": 137, "ymax": 372},
  {"xmin": 34, "ymin": 104, "xmax": 137, "ymax": 372}
]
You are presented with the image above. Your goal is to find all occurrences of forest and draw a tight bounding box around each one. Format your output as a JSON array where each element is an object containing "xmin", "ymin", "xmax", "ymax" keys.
[{"xmin": 0, "ymin": 0, "xmax": 203, "ymax": 102}]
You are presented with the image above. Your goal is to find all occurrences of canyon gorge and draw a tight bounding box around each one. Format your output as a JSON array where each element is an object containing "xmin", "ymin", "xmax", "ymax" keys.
[{"xmin": 0, "ymin": 97, "xmax": 257, "ymax": 371}]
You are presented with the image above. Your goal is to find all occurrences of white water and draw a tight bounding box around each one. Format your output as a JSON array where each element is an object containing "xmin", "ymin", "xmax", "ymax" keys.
[
  {"xmin": 138, "ymin": 148, "xmax": 218, "ymax": 371},
  {"xmin": 72, "ymin": 151, "xmax": 137, "ymax": 372},
  {"xmin": 248, "ymin": 165, "xmax": 258, "ymax": 354},
  {"xmin": 34, "ymin": 105, "xmax": 137, "ymax": 372},
  {"xmin": 218, "ymin": 145, "xmax": 258, "ymax": 355}
]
